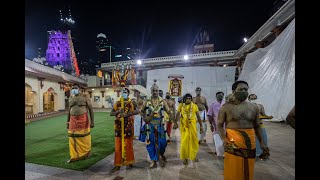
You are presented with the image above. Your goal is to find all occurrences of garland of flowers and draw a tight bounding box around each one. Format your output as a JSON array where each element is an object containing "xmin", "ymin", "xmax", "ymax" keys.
[
  {"xmin": 146, "ymin": 97, "xmax": 163, "ymax": 114},
  {"xmin": 183, "ymin": 102, "xmax": 193, "ymax": 120}
]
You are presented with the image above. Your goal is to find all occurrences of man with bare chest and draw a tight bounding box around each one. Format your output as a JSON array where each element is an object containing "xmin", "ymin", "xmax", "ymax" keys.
[
  {"xmin": 164, "ymin": 92, "xmax": 176, "ymax": 143},
  {"xmin": 217, "ymin": 81, "xmax": 268, "ymax": 180},
  {"xmin": 67, "ymin": 84, "xmax": 94, "ymax": 163},
  {"xmin": 192, "ymin": 87, "xmax": 208, "ymax": 144}
]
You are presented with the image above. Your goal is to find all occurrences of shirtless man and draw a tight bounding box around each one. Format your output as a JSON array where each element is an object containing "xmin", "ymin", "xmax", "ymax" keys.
[
  {"xmin": 248, "ymin": 94, "xmax": 273, "ymax": 157},
  {"xmin": 217, "ymin": 81, "xmax": 267, "ymax": 180},
  {"xmin": 164, "ymin": 92, "xmax": 176, "ymax": 142},
  {"xmin": 67, "ymin": 83, "xmax": 94, "ymax": 163},
  {"xmin": 192, "ymin": 87, "xmax": 209, "ymax": 144}
]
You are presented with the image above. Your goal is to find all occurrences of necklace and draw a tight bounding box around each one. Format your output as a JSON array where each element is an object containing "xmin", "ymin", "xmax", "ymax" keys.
[{"xmin": 183, "ymin": 102, "xmax": 193, "ymax": 120}]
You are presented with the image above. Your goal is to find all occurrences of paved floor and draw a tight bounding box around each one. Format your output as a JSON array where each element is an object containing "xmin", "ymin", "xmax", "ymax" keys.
[{"xmin": 25, "ymin": 121, "xmax": 295, "ymax": 180}]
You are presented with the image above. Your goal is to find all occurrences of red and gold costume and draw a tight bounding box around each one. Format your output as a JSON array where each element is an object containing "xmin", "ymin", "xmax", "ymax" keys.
[{"xmin": 113, "ymin": 98, "xmax": 135, "ymax": 166}]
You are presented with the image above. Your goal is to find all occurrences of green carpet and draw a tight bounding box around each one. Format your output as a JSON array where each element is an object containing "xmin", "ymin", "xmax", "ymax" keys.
[{"xmin": 25, "ymin": 112, "xmax": 115, "ymax": 171}]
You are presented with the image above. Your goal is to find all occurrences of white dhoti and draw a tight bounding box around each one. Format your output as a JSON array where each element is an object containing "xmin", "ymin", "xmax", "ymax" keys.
[
  {"xmin": 197, "ymin": 110, "xmax": 207, "ymax": 142},
  {"xmin": 134, "ymin": 114, "xmax": 142, "ymax": 137}
]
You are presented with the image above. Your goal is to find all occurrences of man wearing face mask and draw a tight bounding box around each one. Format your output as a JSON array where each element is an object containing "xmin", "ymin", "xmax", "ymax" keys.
[
  {"xmin": 207, "ymin": 92, "xmax": 225, "ymax": 156},
  {"xmin": 217, "ymin": 81, "xmax": 268, "ymax": 180},
  {"xmin": 164, "ymin": 92, "xmax": 176, "ymax": 143},
  {"xmin": 192, "ymin": 87, "xmax": 209, "ymax": 144},
  {"xmin": 66, "ymin": 84, "xmax": 94, "ymax": 163},
  {"xmin": 110, "ymin": 88, "xmax": 140, "ymax": 172},
  {"xmin": 248, "ymin": 94, "xmax": 273, "ymax": 158}
]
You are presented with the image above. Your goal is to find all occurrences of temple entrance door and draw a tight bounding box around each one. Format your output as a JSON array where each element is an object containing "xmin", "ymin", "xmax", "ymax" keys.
[
  {"xmin": 43, "ymin": 87, "xmax": 55, "ymax": 112},
  {"xmin": 25, "ymin": 84, "xmax": 33, "ymax": 114}
]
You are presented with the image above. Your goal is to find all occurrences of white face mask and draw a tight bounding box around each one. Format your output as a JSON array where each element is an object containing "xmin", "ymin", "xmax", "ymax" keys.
[
  {"xmin": 71, "ymin": 89, "xmax": 79, "ymax": 95},
  {"xmin": 250, "ymin": 99, "xmax": 257, "ymax": 103},
  {"xmin": 122, "ymin": 93, "xmax": 128, "ymax": 99}
]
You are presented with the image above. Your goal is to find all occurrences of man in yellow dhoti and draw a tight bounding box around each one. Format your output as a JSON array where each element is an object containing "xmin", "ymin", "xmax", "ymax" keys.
[
  {"xmin": 175, "ymin": 93, "xmax": 203, "ymax": 165},
  {"xmin": 66, "ymin": 84, "xmax": 94, "ymax": 163},
  {"xmin": 217, "ymin": 81, "xmax": 268, "ymax": 180}
]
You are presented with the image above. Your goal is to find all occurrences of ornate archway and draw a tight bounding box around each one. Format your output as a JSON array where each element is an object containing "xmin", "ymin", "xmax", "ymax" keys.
[
  {"xmin": 43, "ymin": 87, "xmax": 56, "ymax": 112},
  {"xmin": 25, "ymin": 83, "xmax": 33, "ymax": 114}
]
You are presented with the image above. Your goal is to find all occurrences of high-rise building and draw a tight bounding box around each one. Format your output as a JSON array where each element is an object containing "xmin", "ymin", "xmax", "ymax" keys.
[
  {"xmin": 193, "ymin": 27, "xmax": 214, "ymax": 54},
  {"xmin": 96, "ymin": 33, "xmax": 113, "ymax": 66}
]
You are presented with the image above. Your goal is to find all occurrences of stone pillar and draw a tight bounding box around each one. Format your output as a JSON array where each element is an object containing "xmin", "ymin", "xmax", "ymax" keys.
[
  {"xmin": 272, "ymin": 26, "xmax": 284, "ymax": 37},
  {"xmin": 100, "ymin": 91, "xmax": 105, "ymax": 108}
]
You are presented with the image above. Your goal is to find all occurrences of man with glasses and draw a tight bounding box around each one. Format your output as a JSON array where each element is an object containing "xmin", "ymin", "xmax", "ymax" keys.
[{"xmin": 192, "ymin": 87, "xmax": 209, "ymax": 144}]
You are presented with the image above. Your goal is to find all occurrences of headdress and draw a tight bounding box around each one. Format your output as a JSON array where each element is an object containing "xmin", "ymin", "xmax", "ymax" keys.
[{"xmin": 150, "ymin": 79, "xmax": 159, "ymax": 91}]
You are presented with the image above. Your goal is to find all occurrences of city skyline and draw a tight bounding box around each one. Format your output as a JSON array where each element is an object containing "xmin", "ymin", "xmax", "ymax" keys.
[{"xmin": 25, "ymin": 0, "xmax": 278, "ymax": 61}]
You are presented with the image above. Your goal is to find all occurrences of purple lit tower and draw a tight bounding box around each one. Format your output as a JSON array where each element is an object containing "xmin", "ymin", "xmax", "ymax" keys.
[{"xmin": 46, "ymin": 31, "xmax": 72, "ymax": 71}]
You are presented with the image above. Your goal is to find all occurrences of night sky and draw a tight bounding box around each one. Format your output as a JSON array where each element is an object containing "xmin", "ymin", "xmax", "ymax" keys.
[{"xmin": 25, "ymin": 0, "xmax": 276, "ymax": 60}]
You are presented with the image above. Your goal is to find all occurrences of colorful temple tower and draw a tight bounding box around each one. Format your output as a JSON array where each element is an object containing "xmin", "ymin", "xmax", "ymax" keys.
[{"xmin": 45, "ymin": 30, "xmax": 80, "ymax": 76}]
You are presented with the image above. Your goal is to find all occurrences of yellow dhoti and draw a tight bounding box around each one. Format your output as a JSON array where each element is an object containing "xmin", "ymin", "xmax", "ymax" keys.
[
  {"xmin": 224, "ymin": 128, "xmax": 256, "ymax": 180},
  {"xmin": 68, "ymin": 113, "xmax": 91, "ymax": 162},
  {"xmin": 178, "ymin": 102, "xmax": 199, "ymax": 160},
  {"xmin": 180, "ymin": 119, "xmax": 198, "ymax": 160}
]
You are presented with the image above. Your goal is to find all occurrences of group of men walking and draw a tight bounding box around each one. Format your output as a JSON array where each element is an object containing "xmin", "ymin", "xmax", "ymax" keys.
[{"xmin": 66, "ymin": 80, "xmax": 271, "ymax": 180}]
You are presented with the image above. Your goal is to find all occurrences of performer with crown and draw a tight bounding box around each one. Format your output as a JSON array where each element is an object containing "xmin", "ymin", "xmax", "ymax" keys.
[{"xmin": 140, "ymin": 80, "xmax": 176, "ymax": 168}]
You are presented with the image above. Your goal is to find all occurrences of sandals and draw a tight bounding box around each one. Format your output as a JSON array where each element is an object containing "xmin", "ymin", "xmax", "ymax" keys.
[{"xmin": 110, "ymin": 166, "xmax": 120, "ymax": 172}]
